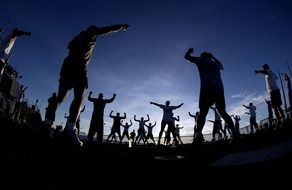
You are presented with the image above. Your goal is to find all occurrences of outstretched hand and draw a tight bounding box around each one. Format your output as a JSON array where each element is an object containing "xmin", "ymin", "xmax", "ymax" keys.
[
  {"xmin": 122, "ymin": 24, "xmax": 129, "ymax": 30},
  {"xmin": 187, "ymin": 48, "xmax": 194, "ymax": 54}
]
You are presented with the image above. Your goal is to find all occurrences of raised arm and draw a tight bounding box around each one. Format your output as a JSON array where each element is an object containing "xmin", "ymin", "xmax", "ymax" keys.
[
  {"xmin": 184, "ymin": 48, "xmax": 198, "ymax": 64},
  {"xmin": 150, "ymin": 101, "xmax": 161, "ymax": 107},
  {"xmin": 122, "ymin": 113, "xmax": 127, "ymax": 119},
  {"xmin": 209, "ymin": 53, "xmax": 224, "ymax": 70},
  {"xmin": 188, "ymin": 112, "xmax": 194, "ymax": 117},
  {"xmin": 109, "ymin": 111, "xmax": 114, "ymax": 118},
  {"xmin": 242, "ymin": 104, "xmax": 248, "ymax": 109},
  {"xmin": 129, "ymin": 120, "xmax": 133, "ymax": 126},
  {"xmin": 254, "ymin": 70, "xmax": 268, "ymax": 75},
  {"xmin": 12, "ymin": 28, "xmax": 31, "ymax": 38},
  {"xmin": 172, "ymin": 103, "xmax": 184, "ymax": 110},
  {"xmin": 153, "ymin": 121, "xmax": 157, "ymax": 127},
  {"xmin": 95, "ymin": 24, "xmax": 129, "ymax": 36},
  {"xmin": 106, "ymin": 93, "xmax": 116, "ymax": 103},
  {"xmin": 134, "ymin": 115, "xmax": 138, "ymax": 122},
  {"xmin": 88, "ymin": 91, "xmax": 94, "ymax": 102},
  {"xmin": 145, "ymin": 114, "xmax": 150, "ymax": 122}
]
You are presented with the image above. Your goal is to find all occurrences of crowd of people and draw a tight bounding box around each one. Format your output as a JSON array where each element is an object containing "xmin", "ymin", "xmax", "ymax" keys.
[{"xmin": 0, "ymin": 24, "xmax": 291, "ymax": 148}]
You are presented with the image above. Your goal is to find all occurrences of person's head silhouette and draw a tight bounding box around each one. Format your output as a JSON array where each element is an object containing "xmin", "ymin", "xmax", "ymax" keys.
[{"xmin": 166, "ymin": 100, "xmax": 170, "ymax": 106}]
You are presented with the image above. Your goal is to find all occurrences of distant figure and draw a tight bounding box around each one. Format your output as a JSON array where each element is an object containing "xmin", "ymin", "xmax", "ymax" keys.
[
  {"xmin": 134, "ymin": 114, "xmax": 150, "ymax": 145},
  {"xmin": 12, "ymin": 85, "xmax": 27, "ymax": 123},
  {"xmin": 210, "ymin": 106, "xmax": 226, "ymax": 140},
  {"xmin": 45, "ymin": 92, "xmax": 58, "ymax": 134},
  {"xmin": 184, "ymin": 48, "xmax": 237, "ymax": 143},
  {"xmin": 49, "ymin": 24, "xmax": 129, "ymax": 146},
  {"xmin": 130, "ymin": 130, "xmax": 136, "ymax": 143},
  {"xmin": 76, "ymin": 105, "xmax": 85, "ymax": 136},
  {"xmin": 231, "ymin": 115, "xmax": 241, "ymax": 136},
  {"xmin": 255, "ymin": 64, "xmax": 285, "ymax": 123},
  {"xmin": 87, "ymin": 91, "xmax": 116, "ymax": 143},
  {"xmin": 144, "ymin": 121, "xmax": 157, "ymax": 144},
  {"xmin": 0, "ymin": 27, "xmax": 31, "ymax": 75},
  {"xmin": 282, "ymin": 73, "xmax": 292, "ymax": 118},
  {"xmin": 189, "ymin": 111, "xmax": 200, "ymax": 144},
  {"xmin": 164, "ymin": 114, "xmax": 179, "ymax": 145},
  {"xmin": 121, "ymin": 120, "xmax": 133, "ymax": 142},
  {"xmin": 150, "ymin": 101, "xmax": 183, "ymax": 145},
  {"xmin": 243, "ymin": 103, "xmax": 259, "ymax": 133},
  {"xmin": 265, "ymin": 98, "xmax": 274, "ymax": 127},
  {"xmin": 174, "ymin": 124, "xmax": 184, "ymax": 145},
  {"xmin": 106, "ymin": 111, "xmax": 126, "ymax": 143}
]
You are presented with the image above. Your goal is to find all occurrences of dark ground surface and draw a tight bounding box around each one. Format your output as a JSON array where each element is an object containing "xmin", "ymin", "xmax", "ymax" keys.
[{"xmin": 1, "ymin": 114, "xmax": 292, "ymax": 189}]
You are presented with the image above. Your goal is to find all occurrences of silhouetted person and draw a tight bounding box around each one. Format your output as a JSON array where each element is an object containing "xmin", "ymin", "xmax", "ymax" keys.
[
  {"xmin": 282, "ymin": 73, "xmax": 292, "ymax": 118},
  {"xmin": 144, "ymin": 121, "xmax": 157, "ymax": 144},
  {"xmin": 76, "ymin": 105, "xmax": 85, "ymax": 136},
  {"xmin": 134, "ymin": 114, "xmax": 150, "ymax": 145},
  {"xmin": 50, "ymin": 24, "xmax": 129, "ymax": 146},
  {"xmin": 189, "ymin": 111, "xmax": 200, "ymax": 144},
  {"xmin": 265, "ymin": 98, "xmax": 274, "ymax": 127},
  {"xmin": 164, "ymin": 114, "xmax": 179, "ymax": 145},
  {"xmin": 106, "ymin": 111, "xmax": 126, "ymax": 143},
  {"xmin": 208, "ymin": 106, "xmax": 227, "ymax": 140},
  {"xmin": 130, "ymin": 130, "xmax": 136, "ymax": 143},
  {"xmin": 12, "ymin": 85, "xmax": 27, "ymax": 123},
  {"xmin": 121, "ymin": 120, "xmax": 132, "ymax": 142},
  {"xmin": 0, "ymin": 27, "xmax": 31, "ymax": 75},
  {"xmin": 243, "ymin": 103, "xmax": 259, "ymax": 133},
  {"xmin": 255, "ymin": 64, "xmax": 285, "ymax": 123},
  {"xmin": 45, "ymin": 92, "xmax": 58, "ymax": 136},
  {"xmin": 150, "ymin": 101, "xmax": 183, "ymax": 145},
  {"xmin": 184, "ymin": 48, "xmax": 237, "ymax": 143},
  {"xmin": 231, "ymin": 115, "xmax": 241, "ymax": 136},
  {"xmin": 207, "ymin": 119, "xmax": 222, "ymax": 141},
  {"xmin": 174, "ymin": 124, "xmax": 184, "ymax": 144},
  {"xmin": 87, "ymin": 91, "xmax": 116, "ymax": 143}
]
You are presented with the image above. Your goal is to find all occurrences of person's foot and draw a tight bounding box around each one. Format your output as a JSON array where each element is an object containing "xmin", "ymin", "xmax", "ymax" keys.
[
  {"xmin": 63, "ymin": 123, "xmax": 83, "ymax": 147},
  {"xmin": 192, "ymin": 133, "xmax": 204, "ymax": 144}
]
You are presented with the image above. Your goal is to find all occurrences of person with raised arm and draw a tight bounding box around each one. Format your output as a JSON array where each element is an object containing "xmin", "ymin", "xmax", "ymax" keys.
[
  {"xmin": 184, "ymin": 48, "xmax": 237, "ymax": 143},
  {"xmin": 150, "ymin": 100, "xmax": 183, "ymax": 145}
]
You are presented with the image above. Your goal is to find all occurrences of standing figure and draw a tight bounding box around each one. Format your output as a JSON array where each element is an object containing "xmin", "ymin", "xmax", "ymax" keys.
[
  {"xmin": 189, "ymin": 111, "xmax": 200, "ymax": 144},
  {"xmin": 282, "ymin": 73, "xmax": 292, "ymax": 118},
  {"xmin": 0, "ymin": 27, "xmax": 31, "ymax": 75},
  {"xmin": 87, "ymin": 91, "xmax": 116, "ymax": 143},
  {"xmin": 150, "ymin": 101, "xmax": 183, "ymax": 145},
  {"xmin": 12, "ymin": 85, "xmax": 27, "ymax": 123},
  {"xmin": 243, "ymin": 103, "xmax": 259, "ymax": 133},
  {"xmin": 144, "ymin": 121, "xmax": 157, "ymax": 145},
  {"xmin": 174, "ymin": 124, "xmax": 184, "ymax": 145},
  {"xmin": 45, "ymin": 92, "xmax": 58, "ymax": 134},
  {"xmin": 184, "ymin": 48, "xmax": 237, "ymax": 143},
  {"xmin": 49, "ymin": 24, "xmax": 129, "ymax": 146},
  {"xmin": 134, "ymin": 114, "xmax": 150, "ymax": 145},
  {"xmin": 265, "ymin": 99, "xmax": 274, "ymax": 127},
  {"xmin": 121, "ymin": 120, "xmax": 132, "ymax": 142},
  {"xmin": 106, "ymin": 111, "xmax": 126, "ymax": 143},
  {"xmin": 255, "ymin": 64, "xmax": 285, "ymax": 123}
]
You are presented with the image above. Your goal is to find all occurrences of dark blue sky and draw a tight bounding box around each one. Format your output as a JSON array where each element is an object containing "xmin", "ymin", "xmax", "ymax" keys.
[{"xmin": 1, "ymin": 0, "xmax": 292, "ymax": 135}]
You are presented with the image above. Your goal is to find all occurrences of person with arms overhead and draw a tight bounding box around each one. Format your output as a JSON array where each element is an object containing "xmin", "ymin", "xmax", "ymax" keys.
[
  {"xmin": 87, "ymin": 91, "xmax": 116, "ymax": 143},
  {"xmin": 150, "ymin": 100, "xmax": 183, "ymax": 145},
  {"xmin": 184, "ymin": 48, "xmax": 237, "ymax": 143}
]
